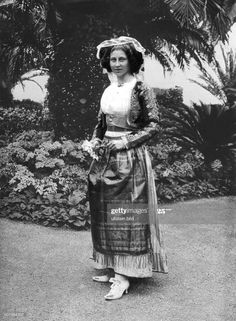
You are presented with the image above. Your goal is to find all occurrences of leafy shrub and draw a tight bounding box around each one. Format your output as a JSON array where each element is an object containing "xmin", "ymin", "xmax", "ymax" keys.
[
  {"xmin": 155, "ymin": 86, "xmax": 184, "ymax": 111},
  {"xmin": 0, "ymin": 131, "xmax": 230, "ymax": 228},
  {"xmin": 0, "ymin": 130, "xmax": 91, "ymax": 229},
  {"xmin": 148, "ymin": 139, "xmax": 230, "ymax": 203},
  {"xmin": 0, "ymin": 99, "xmax": 53, "ymax": 144},
  {"xmin": 0, "ymin": 81, "xmax": 231, "ymax": 229},
  {"xmin": 161, "ymin": 102, "xmax": 236, "ymax": 194}
]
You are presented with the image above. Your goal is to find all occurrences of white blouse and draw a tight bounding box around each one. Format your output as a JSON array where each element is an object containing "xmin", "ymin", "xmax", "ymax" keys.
[{"xmin": 100, "ymin": 77, "xmax": 137, "ymax": 116}]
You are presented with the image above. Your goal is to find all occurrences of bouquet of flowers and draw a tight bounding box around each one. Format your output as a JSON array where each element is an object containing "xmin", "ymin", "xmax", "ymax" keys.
[{"xmin": 81, "ymin": 139, "xmax": 105, "ymax": 160}]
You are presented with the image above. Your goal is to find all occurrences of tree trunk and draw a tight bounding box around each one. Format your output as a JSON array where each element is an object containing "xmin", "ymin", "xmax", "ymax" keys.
[
  {"xmin": 0, "ymin": 65, "xmax": 13, "ymax": 107},
  {"xmin": 0, "ymin": 81, "xmax": 13, "ymax": 107},
  {"xmin": 229, "ymin": 149, "xmax": 236, "ymax": 195}
]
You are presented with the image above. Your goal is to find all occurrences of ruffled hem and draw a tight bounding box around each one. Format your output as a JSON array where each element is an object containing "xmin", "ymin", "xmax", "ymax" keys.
[
  {"xmin": 92, "ymin": 249, "xmax": 153, "ymax": 278},
  {"xmin": 92, "ymin": 248, "xmax": 168, "ymax": 277}
]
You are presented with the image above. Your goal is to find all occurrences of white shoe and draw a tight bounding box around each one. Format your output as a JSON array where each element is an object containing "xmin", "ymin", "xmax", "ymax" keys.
[
  {"xmin": 104, "ymin": 277, "xmax": 130, "ymax": 300},
  {"xmin": 92, "ymin": 275, "xmax": 110, "ymax": 283}
]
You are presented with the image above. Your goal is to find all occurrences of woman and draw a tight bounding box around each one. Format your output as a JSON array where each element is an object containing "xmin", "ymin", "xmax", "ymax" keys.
[{"xmin": 88, "ymin": 36, "xmax": 168, "ymax": 300}]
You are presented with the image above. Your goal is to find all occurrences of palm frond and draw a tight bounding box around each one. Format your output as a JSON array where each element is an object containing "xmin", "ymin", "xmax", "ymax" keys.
[
  {"xmin": 165, "ymin": 0, "xmax": 232, "ymax": 43},
  {"xmin": 190, "ymin": 73, "xmax": 227, "ymax": 103},
  {"xmin": 190, "ymin": 47, "xmax": 236, "ymax": 107},
  {"xmin": 0, "ymin": 0, "xmax": 61, "ymax": 87},
  {"xmin": 164, "ymin": 0, "xmax": 203, "ymax": 26},
  {"xmin": 162, "ymin": 102, "xmax": 236, "ymax": 162}
]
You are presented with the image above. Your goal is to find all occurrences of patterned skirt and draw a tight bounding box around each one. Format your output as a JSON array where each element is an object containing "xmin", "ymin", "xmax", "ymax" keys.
[{"xmin": 88, "ymin": 136, "xmax": 168, "ymax": 277}]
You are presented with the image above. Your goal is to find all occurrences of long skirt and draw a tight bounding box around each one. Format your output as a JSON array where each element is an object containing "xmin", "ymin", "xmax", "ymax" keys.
[{"xmin": 88, "ymin": 136, "xmax": 168, "ymax": 277}]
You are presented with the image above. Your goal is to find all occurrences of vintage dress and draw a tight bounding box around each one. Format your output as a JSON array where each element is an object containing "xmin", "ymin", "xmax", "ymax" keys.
[{"xmin": 88, "ymin": 78, "xmax": 168, "ymax": 277}]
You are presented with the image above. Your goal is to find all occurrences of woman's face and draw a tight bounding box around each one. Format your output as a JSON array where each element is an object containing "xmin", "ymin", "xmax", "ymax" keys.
[{"xmin": 109, "ymin": 49, "xmax": 130, "ymax": 78}]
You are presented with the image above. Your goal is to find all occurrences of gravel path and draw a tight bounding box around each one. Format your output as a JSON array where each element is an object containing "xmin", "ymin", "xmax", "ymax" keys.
[{"xmin": 0, "ymin": 197, "xmax": 235, "ymax": 321}]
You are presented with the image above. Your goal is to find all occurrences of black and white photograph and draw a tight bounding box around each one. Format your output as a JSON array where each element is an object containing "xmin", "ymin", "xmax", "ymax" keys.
[{"xmin": 0, "ymin": 0, "xmax": 236, "ymax": 320}]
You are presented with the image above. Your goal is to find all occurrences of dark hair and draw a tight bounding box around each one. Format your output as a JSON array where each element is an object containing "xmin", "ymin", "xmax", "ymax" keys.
[{"xmin": 99, "ymin": 43, "xmax": 144, "ymax": 74}]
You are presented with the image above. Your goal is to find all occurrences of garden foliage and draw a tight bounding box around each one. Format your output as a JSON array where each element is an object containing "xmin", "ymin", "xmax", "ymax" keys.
[
  {"xmin": 161, "ymin": 101, "xmax": 236, "ymax": 193},
  {"xmin": 47, "ymin": 14, "xmax": 120, "ymax": 139},
  {"xmin": 148, "ymin": 141, "xmax": 230, "ymax": 203},
  {"xmin": 0, "ymin": 1, "xmax": 235, "ymax": 229},
  {"xmin": 0, "ymin": 99, "xmax": 52, "ymax": 143},
  {"xmin": 0, "ymin": 88, "xmax": 231, "ymax": 229},
  {"xmin": 0, "ymin": 129, "xmax": 90, "ymax": 229}
]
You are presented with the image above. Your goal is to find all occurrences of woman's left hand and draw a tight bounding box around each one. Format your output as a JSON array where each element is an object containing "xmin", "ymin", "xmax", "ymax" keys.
[{"xmin": 105, "ymin": 140, "xmax": 126, "ymax": 151}]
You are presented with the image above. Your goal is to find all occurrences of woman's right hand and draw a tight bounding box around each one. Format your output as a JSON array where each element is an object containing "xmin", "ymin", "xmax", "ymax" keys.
[{"xmin": 90, "ymin": 138, "xmax": 102, "ymax": 149}]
